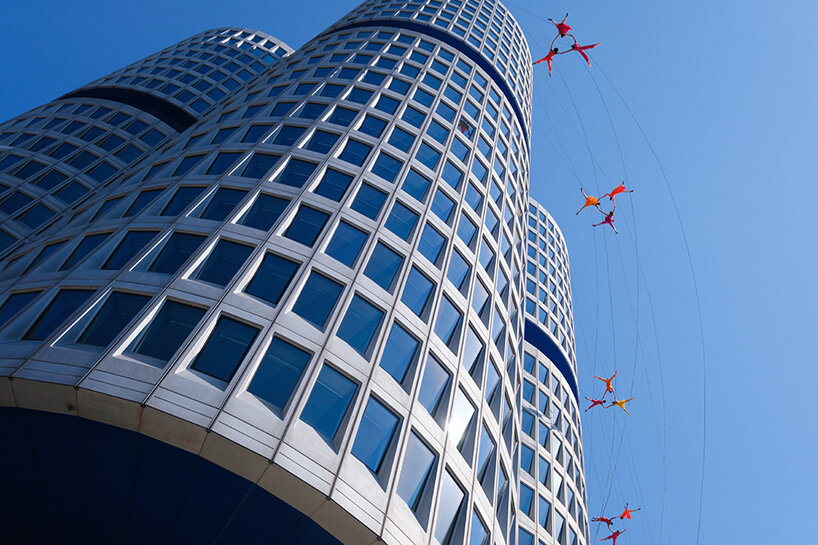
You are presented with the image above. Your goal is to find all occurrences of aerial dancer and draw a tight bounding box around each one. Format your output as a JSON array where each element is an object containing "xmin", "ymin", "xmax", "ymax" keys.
[
  {"xmin": 619, "ymin": 504, "xmax": 642, "ymax": 520},
  {"xmin": 608, "ymin": 397, "xmax": 634, "ymax": 415},
  {"xmin": 600, "ymin": 530, "xmax": 626, "ymax": 544},
  {"xmin": 592, "ymin": 515, "xmax": 616, "ymax": 530},
  {"xmin": 533, "ymin": 48, "xmax": 563, "ymax": 74},
  {"xmin": 594, "ymin": 371, "xmax": 617, "ymax": 396},
  {"xmin": 602, "ymin": 182, "xmax": 634, "ymax": 205},
  {"xmin": 576, "ymin": 188, "xmax": 603, "ymax": 215},
  {"xmin": 569, "ymin": 39, "xmax": 601, "ymax": 67},
  {"xmin": 584, "ymin": 396, "xmax": 606, "ymax": 412},
  {"xmin": 549, "ymin": 13, "xmax": 572, "ymax": 39},
  {"xmin": 458, "ymin": 119, "xmax": 473, "ymax": 138},
  {"xmin": 592, "ymin": 205, "xmax": 618, "ymax": 233}
]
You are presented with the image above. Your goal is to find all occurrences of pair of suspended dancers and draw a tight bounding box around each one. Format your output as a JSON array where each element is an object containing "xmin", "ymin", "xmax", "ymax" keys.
[
  {"xmin": 533, "ymin": 14, "xmax": 600, "ymax": 74},
  {"xmin": 592, "ymin": 503, "xmax": 642, "ymax": 544}
]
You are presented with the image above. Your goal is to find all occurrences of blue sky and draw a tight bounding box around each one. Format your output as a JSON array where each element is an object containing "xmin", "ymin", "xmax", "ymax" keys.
[{"xmin": 2, "ymin": 1, "xmax": 817, "ymax": 543}]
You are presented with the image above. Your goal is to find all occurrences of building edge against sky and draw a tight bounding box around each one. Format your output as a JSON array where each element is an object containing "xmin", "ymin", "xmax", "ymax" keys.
[{"xmin": 0, "ymin": 2, "xmax": 587, "ymax": 545}]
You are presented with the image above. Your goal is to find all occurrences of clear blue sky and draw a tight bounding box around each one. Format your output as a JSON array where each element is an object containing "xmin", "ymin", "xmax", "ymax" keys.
[{"xmin": 2, "ymin": 1, "xmax": 816, "ymax": 543}]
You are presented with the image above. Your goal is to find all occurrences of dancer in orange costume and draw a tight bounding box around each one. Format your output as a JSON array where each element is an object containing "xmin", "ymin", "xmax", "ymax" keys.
[
  {"xmin": 602, "ymin": 182, "xmax": 634, "ymax": 205},
  {"xmin": 576, "ymin": 188, "xmax": 603, "ymax": 215},
  {"xmin": 594, "ymin": 371, "xmax": 617, "ymax": 396},
  {"xmin": 619, "ymin": 503, "xmax": 641, "ymax": 520},
  {"xmin": 584, "ymin": 396, "xmax": 606, "ymax": 412},
  {"xmin": 608, "ymin": 397, "xmax": 634, "ymax": 415},
  {"xmin": 533, "ymin": 48, "xmax": 564, "ymax": 74},
  {"xmin": 600, "ymin": 530, "xmax": 626, "ymax": 544},
  {"xmin": 569, "ymin": 39, "xmax": 601, "ymax": 67},
  {"xmin": 592, "ymin": 515, "xmax": 616, "ymax": 530}
]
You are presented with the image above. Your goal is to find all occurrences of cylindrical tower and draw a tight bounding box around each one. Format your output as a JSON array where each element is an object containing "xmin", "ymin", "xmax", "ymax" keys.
[
  {"xmin": 0, "ymin": 3, "xmax": 585, "ymax": 545},
  {"xmin": 0, "ymin": 27, "xmax": 292, "ymax": 257}
]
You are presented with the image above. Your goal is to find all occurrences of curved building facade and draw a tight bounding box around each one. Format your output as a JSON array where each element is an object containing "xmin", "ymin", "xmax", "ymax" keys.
[
  {"xmin": 0, "ymin": 27, "xmax": 292, "ymax": 258},
  {"xmin": 0, "ymin": 3, "xmax": 586, "ymax": 545}
]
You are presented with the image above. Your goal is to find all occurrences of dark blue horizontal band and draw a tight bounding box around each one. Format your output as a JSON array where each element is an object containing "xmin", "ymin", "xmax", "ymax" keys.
[
  {"xmin": 62, "ymin": 86, "xmax": 198, "ymax": 132},
  {"xmin": 524, "ymin": 318, "xmax": 579, "ymax": 401},
  {"xmin": 323, "ymin": 19, "xmax": 529, "ymax": 149}
]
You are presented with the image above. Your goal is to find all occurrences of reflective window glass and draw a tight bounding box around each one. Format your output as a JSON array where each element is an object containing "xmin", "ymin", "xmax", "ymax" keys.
[
  {"xmin": 248, "ymin": 337, "xmax": 311, "ymax": 413},
  {"xmin": 133, "ymin": 301, "xmax": 206, "ymax": 363},
  {"xmin": 24, "ymin": 289, "xmax": 95, "ymax": 341},
  {"xmin": 351, "ymin": 397, "xmax": 400, "ymax": 473},
  {"xmin": 292, "ymin": 271, "xmax": 343, "ymax": 329},
  {"xmin": 283, "ymin": 205, "xmax": 329, "ymax": 246},
  {"xmin": 239, "ymin": 194, "xmax": 289, "ymax": 231},
  {"xmin": 245, "ymin": 253, "xmax": 300, "ymax": 305},
  {"xmin": 149, "ymin": 233, "xmax": 205, "ymax": 274},
  {"xmin": 196, "ymin": 240, "xmax": 253, "ymax": 286},
  {"xmin": 191, "ymin": 316, "xmax": 259, "ymax": 382},
  {"xmin": 325, "ymin": 221, "xmax": 368, "ymax": 267},
  {"xmin": 336, "ymin": 295, "xmax": 384, "ymax": 356},
  {"xmin": 300, "ymin": 365, "xmax": 357, "ymax": 442},
  {"xmin": 102, "ymin": 231, "xmax": 158, "ymax": 270}
]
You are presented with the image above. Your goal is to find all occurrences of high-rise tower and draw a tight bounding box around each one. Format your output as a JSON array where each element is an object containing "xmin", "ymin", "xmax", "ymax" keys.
[{"xmin": 0, "ymin": 3, "xmax": 587, "ymax": 545}]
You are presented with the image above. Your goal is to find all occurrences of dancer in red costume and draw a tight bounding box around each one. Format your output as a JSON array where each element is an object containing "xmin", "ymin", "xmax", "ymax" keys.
[
  {"xmin": 618, "ymin": 503, "xmax": 642, "ymax": 520},
  {"xmin": 569, "ymin": 39, "xmax": 601, "ymax": 67},
  {"xmin": 602, "ymin": 183, "xmax": 634, "ymax": 205},
  {"xmin": 600, "ymin": 530, "xmax": 626, "ymax": 544},
  {"xmin": 584, "ymin": 396, "xmax": 606, "ymax": 412},
  {"xmin": 592, "ymin": 515, "xmax": 616, "ymax": 530}
]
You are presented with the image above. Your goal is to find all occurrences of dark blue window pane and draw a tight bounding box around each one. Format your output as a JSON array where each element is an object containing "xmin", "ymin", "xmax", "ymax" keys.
[
  {"xmin": 207, "ymin": 152, "xmax": 242, "ymax": 175},
  {"xmin": 336, "ymin": 295, "xmax": 384, "ymax": 356},
  {"xmin": 35, "ymin": 170, "xmax": 68, "ymax": 191},
  {"xmin": 418, "ymin": 354, "xmax": 450, "ymax": 416},
  {"xmin": 372, "ymin": 152, "xmax": 402, "ymax": 183},
  {"xmin": 162, "ymin": 186, "xmax": 204, "ymax": 216},
  {"xmin": 447, "ymin": 250, "xmax": 470, "ymax": 290},
  {"xmin": 325, "ymin": 222, "xmax": 368, "ymax": 267},
  {"xmin": 273, "ymin": 126, "xmax": 305, "ymax": 147},
  {"xmin": 300, "ymin": 365, "xmax": 357, "ymax": 442},
  {"xmin": 375, "ymin": 96, "xmax": 399, "ymax": 114},
  {"xmin": 442, "ymin": 161, "xmax": 463, "ymax": 189},
  {"xmin": 248, "ymin": 337, "xmax": 311, "ymax": 412},
  {"xmin": 397, "ymin": 432, "xmax": 436, "ymax": 511},
  {"xmin": 402, "ymin": 106, "xmax": 425, "ymax": 128},
  {"xmin": 25, "ymin": 241, "xmax": 65, "ymax": 272},
  {"xmin": 54, "ymin": 181, "xmax": 88, "ymax": 203},
  {"xmin": 379, "ymin": 322, "xmax": 419, "ymax": 384},
  {"xmin": 430, "ymin": 190, "xmax": 455, "ymax": 222},
  {"xmin": 149, "ymin": 233, "xmax": 205, "ymax": 274},
  {"xmin": 465, "ymin": 184, "xmax": 483, "ymax": 212},
  {"xmin": 359, "ymin": 115, "xmax": 386, "ymax": 137},
  {"xmin": 77, "ymin": 292, "xmax": 150, "ymax": 347},
  {"xmin": 17, "ymin": 204, "xmax": 54, "ymax": 229},
  {"xmin": 0, "ymin": 192, "xmax": 33, "ymax": 214},
  {"xmin": 239, "ymin": 194, "xmax": 289, "ymax": 231},
  {"xmin": 351, "ymin": 398, "xmax": 399, "ymax": 473},
  {"xmin": 315, "ymin": 168, "xmax": 353, "ymax": 201},
  {"xmin": 434, "ymin": 297, "xmax": 462, "ymax": 348},
  {"xmin": 271, "ymin": 102, "xmax": 296, "ymax": 117},
  {"xmin": 388, "ymin": 127, "xmax": 415, "ymax": 152},
  {"xmin": 416, "ymin": 143, "xmax": 440, "ymax": 171},
  {"xmin": 174, "ymin": 155, "xmax": 204, "ymax": 177},
  {"xmin": 450, "ymin": 138, "xmax": 469, "ymax": 162},
  {"xmin": 60, "ymin": 233, "xmax": 109, "ymax": 270},
  {"xmin": 413, "ymin": 88, "xmax": 434, "ymax": 107},
  {"xmin": 385, "ymin": 201, "xmax": 418, "ymax": 240},
  {"xmin": 305, "ymin": 130, "xmax": 339, "ymax": 153},
  {"xmin": 24, "ymin": 289, "xmax": 95, "ymax": 341},
  {"xmin": 196, "ymin": 240, "xmax": 253, "ymax": 287},
  {"xmin": 401, "ymin": 268, "xmax": 434, "ymax": 317},
  {"xmin": 124, "ymin": 189, "xmax": 163, "ymax": 217},
  {"xmin": 328, "ymin": 106, "xmax": 358, "ymax": 127},
  {"xmin": 436, "ymin": 102, "xmax": 456, "ymax": 122},
  {"xmin": 201, "ymin": 188, "xmax": 247, "ymax": 221},
  {"xmin": 300, "ymin": 102, "xmax": 328, "ymax": 119},
  {"xmin": 283, "ymin": 206, "xmax": 329, "ymax": 246},
  {"xmin": 246, "ymin": 253, "xmax": 300, "ymax": 305},
  {"xmin": 0, "ymin": 291, "xmax": 41, "ymax": 328},
  {"xmin": 212, "ymin": 127, "xmax": 237, "ymax": 144},
  {"xmin": 292, "ymin": 271, "xmax": 343, "ymax": 329},
  {"xmin": 0, "ymin": 230, "xmax": 14, "ymax": 253},
  {"xmin": 427, "ymin": 120, "xmax": 449, "ymax": 144},
  {"xmin": 242, "ymin": 124, "xmax": 271, "ymax": 143},
  {"xmin": 241, "ymin": 153, "xmax": 280, "ymax": 178},
  {"xmin": 364, "ymin": 243, "xmax": 403, "ymax": 290},
  {"xmin": 102, "ymin": 231, "xmax": 157, "ymax": 270},
  {"xmin": 418, "ymin": 225, "xmax": 446, "ymax": 265},
  {"xmin": 191, "ymin": 316, "xmax": 259, "ymax": 382},
  {"xmin": 274, "ymin": 158, "xmax": 316, "ymax": 188},
  {"xmin": 456, "ymin": 215, "xmax": 477, "ymax": 246},
  {"xmin": 348, "ymin": 87, "xmax": 373, "ymax": 104},
  {"xmin": 402, "ymin": 169, "xmax": 430, "ymax": 202},
  {"xmin": 476, "ymin": 424, "xmax": 494, "ymax": 482},
  {"xmin": 338, "ymin": 139, "xmax": 371, "ymax": 166},
  {"xmin": 134, "ymin": 301, "xmax": 206, "ymax": 363},
  {"xmin": 351, "ymin": 183, "xmax": 387, "ymax": 219}
]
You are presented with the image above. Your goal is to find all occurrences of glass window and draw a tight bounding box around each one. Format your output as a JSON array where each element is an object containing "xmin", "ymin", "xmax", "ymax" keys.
[
  {"xmin": 418, "ymin": 353, "xmax": 450, "ymax": 417},
  {"xmin": 274, "ymin": 158, "xmax": 317, "ymax": 188},
  {"xmin": 476, "ymin": 423, "xmax": 495, "ymax": 484},
  {"xmin": 242, "ymin": 124, "xmax": 272, "ymax": 143},
  {"xmin": 54, "ymin": 181, "xmax": 88, "ymax": 204},
  {"xmin": 427, "ymin": 120, "xmax": 449, "ymax": 144},
  {"xmin": 364, "ymin": 242, "xmax": 403, "ymax": 291},
  {"xmin": 442, "ymin": 161, "xmax": 463, "ymax": 190},
  {"xmin": 24, "ymin": 289, "xmax": 95, "ymax": 341},
  {"xmin": 449, "ymin": 388, "xmax": 475, "ymax": 453},
  {"xmin": 207, "ymin": 152, "xmax": 242, "ymax": 175},
  {"xmin": 162, "ymin": 186, "xmax": 205, "ymax": 216},
  {"xmin": 325, "ymin": 221, "xmax": 368, "ymax": 267},
  {"xmin": 284, "ymin": 205, "xmax": 329, "ymax": 246},
  {"xmin": 359, "ymin": 115, "xmax": 387, "ymax": 137},
  {"xmin": 174, "ymin": 154, "xmax": 204, "ymax": 177},
  {"xmin": 124, "ymin": 189, "xmax": 163, "ymax": 217},
  {"xmin": 389, "ymin": 127, "xmax": 415, "ymax": 152},
  {"xmin": 201, "ymin": 188, "xmax": 247, "ymax": 221},
  {"xmin": 336, "ymin": 295, "xmax": 383, "ymax": 356},
  {"xmin": 25, "ymin": 241, "xmax": 65, "ymax": 272},
  {"xmin": 434, "ymin": 296, "xmax": 462, "ymax": 349},
  {"xmin": 384, "ymin": 201, "xmax": 418, "ymax": 239},
  {"xmin": 0, "ymin": 291, "xmax": 41, "ymax": 328},
  {"xmin": 315, "ymin": 168, "xmax": 353, "ymax": 201},
  {"xmin": 75, "ymin": 292, "xmax": 150, "ymax": 347},
  {"xmin": 191, "ymin": 316, "xmax": 259, "ymax": 382},
  {"xmin": 430, "ymin": 190, "xmax": 455, "ymax": 222},
  {"xmin": 469, "ymin": 511, "xmax": 488, "ymax": 545},
  {"xmin": 245, "ymin": 253, "xmax": 300, "ymax": 305},
  {"xmin": 418, "ymin": 225, "xmax": 446, "ymax": 265},
  {"xmin": 305, "ymin": 130, "xmax": 339, "ymax": 153},
  {"xmin": 378, "ymin": 322, "xmax": 419, "ymax": 384},
  {"xmin": 59, "ymin": 233, "xmax": 108, "ymax": 270},
  {"xmin": 538, "ymin": 496, "xmax": 551, "ymax": 529},
  {"xmin": 415, "ymin": 142, "xmax": 440, "ymax": 170},
  {"xmin": 402, "ymin": 106, "xmax": 425, "ymax": 128},
  {"xmin": 519, "ymin": 528, "xmax": 533, "ymax": 545},
  {"xmin": 239, "ymin": 194, "xmax": 289, "ymax": 231},
  {"xmin": 397, "ymin": 432, "xmax": 436, "ymax": 512},
  {"xmin": 350, "ymin": 183, "xmax": 387, "ymax": 219},
  {"xmin": 347, "ymin": 87, "xmax": 373, "ymax": 104},
  {"xmin": 248, "ymin": 337, "xmax": 311, "ymax": 413},
  {"xmin": 401, "ymin": 267, "xmax": 434, "ymax": 318},
  {"xmin": 292, "ymin": 271, "xmax": 343, "ymax": 329},
  {"xmin": 435, "ymin": 471, "xmax": 465, "ymax": 544},
  {"xmin": 17, "ymin": 204, "xmax": 54, "ymax": 229},
  {"xmin": 351, "ymin": 397, "xmax": 400, "ymax": 473},
  {"xmin": 300, "ymin": 365, "xmax": 357, "ymax": 442},
  {"xmin": 300, "ymin": 102, "xmax": 329, "ymax": 119},
  {"xmin": 273, "ymin": 126, "xmax": 305, "ymax": 147},
  {"xmin": 102, "ymin": 231, "xmax": 157, "ymax": 270},
  {"xmin": 456, "ymin": 215, "xmax": 477, "ymax": 246},
  {"xmin": 149, "ymin": 233, "xmax": 205, "ymax": 274},
  {"xmin": 447, "ymin": 250, "xmax": 470, "ymax": 290},
  {"xmin": 371, "ymin": 151, "xmax": 402, "ymax": 183},
  {"xmin": 241, "ymin": 153, "xmax": 280, "ymax": 179},
  {"xmin": 375, "ymin": 95, "xmax": 400, "ymax": 114},
  {"xmin": 133, "ymin": 300, "xmax": 206, "ymax": 363},
  {"xmin": 402, "ymin": 169, "xmax": 430, "ymax": 202},
  {"xmin": 328, "ymin": 106, "xmax": 358, "ymax": 127},
  {"xmin": 196, "ymin": 240, "xmax": 253, "ymax": 286}
]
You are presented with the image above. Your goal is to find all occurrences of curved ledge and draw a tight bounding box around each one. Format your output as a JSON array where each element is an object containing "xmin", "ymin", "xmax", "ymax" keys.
[
  {"xmin": 61, "ymin": 86, "xmax": 198, "ymax": 132},
  {"xmin": 321, "ymin": 19, "xmax": 530, "ymax": 147},
  {"xmin": 524, "ymin": 318, "xmax": 579, "ymax": 400}
]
